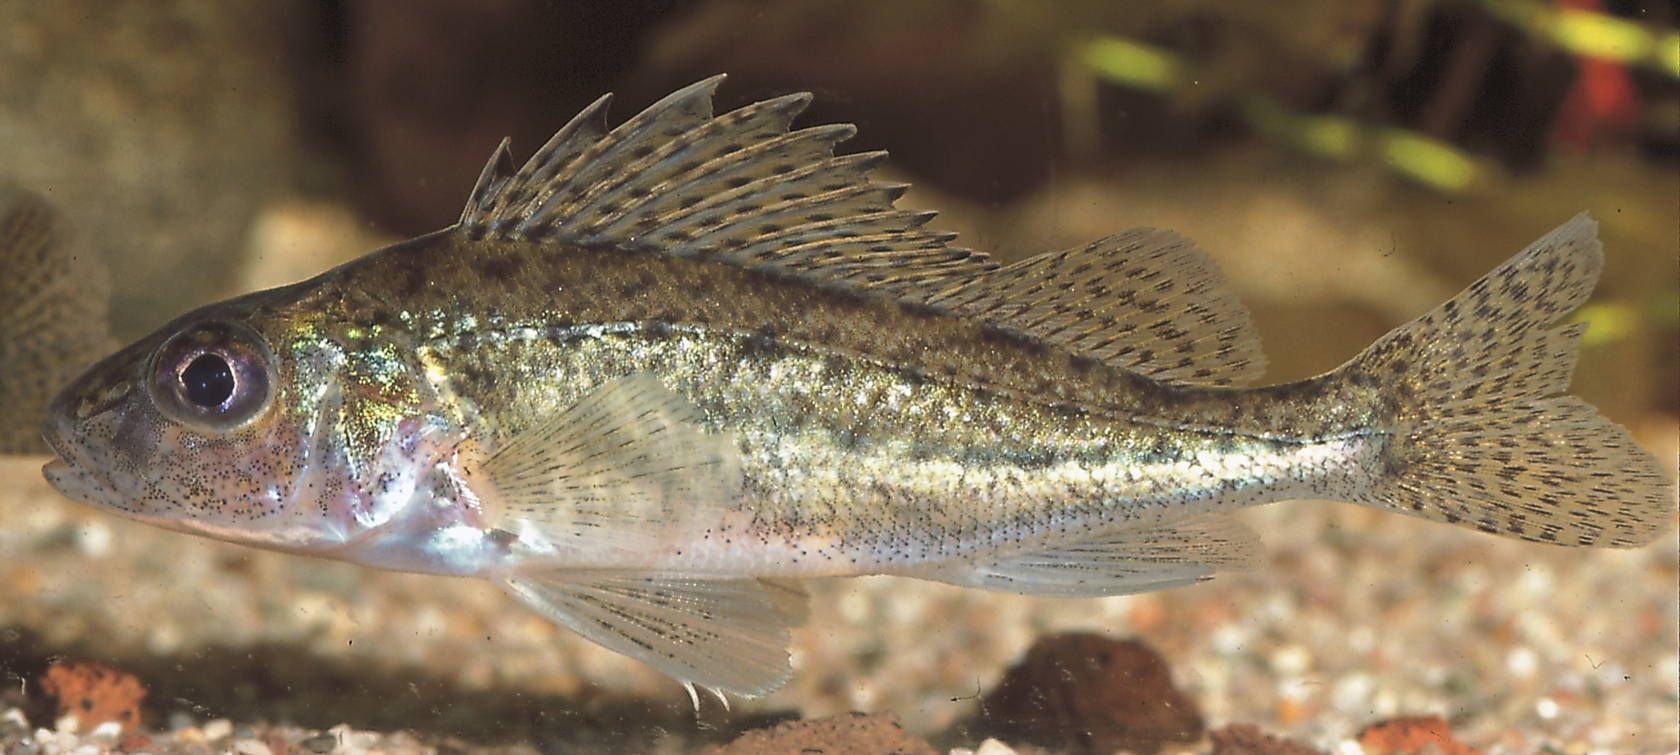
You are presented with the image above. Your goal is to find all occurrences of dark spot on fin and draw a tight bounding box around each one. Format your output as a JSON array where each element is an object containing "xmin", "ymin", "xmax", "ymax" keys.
[
  {"xmin": 0, "ymin": 185, "xmax": 119, "ymax": 455},
  {"xmin": 445, "ymin": 76, "xmax": 1265, "ymax": 390},
  {"xmin": 447, "ymin": 74, "xmax": 998, "ymax": 307},
  {"xmin": 1339, "ymin": 214, "xmax": 1675, "ymax": 549},
  {"xmin": 925, "ymin": 229, "xmax": 1267, "ymax": 387}
]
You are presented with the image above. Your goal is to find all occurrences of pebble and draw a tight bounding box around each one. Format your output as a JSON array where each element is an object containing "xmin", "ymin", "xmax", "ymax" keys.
[{"xmin": 232, "ymin": 738, "xmax": 275, "ymax": 755}]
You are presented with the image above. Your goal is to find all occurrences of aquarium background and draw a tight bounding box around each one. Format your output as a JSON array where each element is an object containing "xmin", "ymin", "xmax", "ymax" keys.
[{"xmin": 1, "ymin": 1, "xmax": 1675, "ymax": 754}]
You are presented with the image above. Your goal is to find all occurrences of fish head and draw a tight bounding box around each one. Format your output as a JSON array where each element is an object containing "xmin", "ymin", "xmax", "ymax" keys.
[{"xmin": 41, "ymin": 283, "xmax": 453, "ymax": 554}]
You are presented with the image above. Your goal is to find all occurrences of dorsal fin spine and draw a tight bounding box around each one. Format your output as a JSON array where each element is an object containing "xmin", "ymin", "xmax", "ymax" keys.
[
  {"xmin": 557, "ymin": 93, "xmax": 815, "ymax": 240},
  {"xmin": 598, "ymin": 125, "xmax": 860, "ymax": 244},
  {"xmin": 516, "ymin": 78, "xmax": 725, "ymax": 235},
  {"xmin": 459, "ymin": 138, "xmax": 515, "ymax": 231},
  {"xmin": 451, "ymin": 76, "xmax": 1265, "ymax": 387},
  {"xmin": 487, "ymin": 94, "xmax": 614, "ymax": 231}
]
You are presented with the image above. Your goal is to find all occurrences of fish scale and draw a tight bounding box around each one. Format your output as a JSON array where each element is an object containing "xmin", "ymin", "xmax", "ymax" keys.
[
  {"xmin": 0, "ymin": 187, "xmax": 118, "ymax": 454},
  {"xmin": 33, "ymin": 75, "xmax": 1675, "ymax": 702}
]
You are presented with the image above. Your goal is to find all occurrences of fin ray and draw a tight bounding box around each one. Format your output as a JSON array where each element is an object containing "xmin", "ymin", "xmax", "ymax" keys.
[
  {"xmin": 482, "ymin": 372, "xmax": 742, "ymax": 547},
  {"xmin": 929, "ymin": 229, "xmax": 1267, "ymax": 386},
  {"xmin": 1340, "ymin": 213, "xmax": 1674, "ymax": 547},
  {"xmin": 454, "ymin": 74, "xmax": 1001, "ymax": 306},
  {"xmin": 502, "ymin": 571, "xmax": 804, "ymax": 698},
  {"xmin": 909, "ymin": 514, "xmax": 1262, "ymax": 598},
  {"xmin": 457, "ymin": 77, "xmax": 1264, "ymax": 386}
]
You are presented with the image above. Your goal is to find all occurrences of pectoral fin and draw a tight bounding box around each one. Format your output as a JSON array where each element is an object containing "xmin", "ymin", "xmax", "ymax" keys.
[
  {"xmin": 501, "ymin": 571, "xmax": 807, "ymax": 700},
  {"xmin": 481, "ymin": 372, "xmax": 742, "ymax": 544}
]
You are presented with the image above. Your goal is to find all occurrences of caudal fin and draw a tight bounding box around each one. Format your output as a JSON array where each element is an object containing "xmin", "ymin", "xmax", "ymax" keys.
[{"xmin": 1338, "ymin": 214, "xmax": 1673, "ymax": 547}]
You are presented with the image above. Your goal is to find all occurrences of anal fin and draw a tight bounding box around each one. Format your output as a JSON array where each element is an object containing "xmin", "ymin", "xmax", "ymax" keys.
[
  {"xmin": 910, "ymin": 514, "xmax": 1262, "ymax": 598},
  {"xmin": 501, "ymin": 571, "xmax": 806, "ymax": 699}
]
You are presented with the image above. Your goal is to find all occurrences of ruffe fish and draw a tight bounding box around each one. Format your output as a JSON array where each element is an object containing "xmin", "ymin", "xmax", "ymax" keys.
[
  {"xmin": 40, "ymin": 75, "xmax": 1674, "ymax": 701},
  {"xmin": 0, "ymin": 185, "xmax": 118, "ymax": 455}
]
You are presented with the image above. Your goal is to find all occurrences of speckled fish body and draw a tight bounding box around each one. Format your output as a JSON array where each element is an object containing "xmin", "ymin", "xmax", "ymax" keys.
[
  {"xmin": 0, "ymin": 186, "xmax": 117, "ymax": 455},
  {"xmin": 39, "ymin": 76, "xmax": 1674, "ymax": 699}
]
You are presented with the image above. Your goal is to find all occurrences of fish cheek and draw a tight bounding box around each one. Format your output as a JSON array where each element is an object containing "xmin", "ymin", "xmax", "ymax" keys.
[{"xmin": 108, "ymin": 401, "xmax": 167, "ymax": 476}]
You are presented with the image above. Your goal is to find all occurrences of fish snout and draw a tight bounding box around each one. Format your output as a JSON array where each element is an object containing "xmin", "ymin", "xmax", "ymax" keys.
[{"xmin": 40, "ymin": 359, "xmax": 144, "ymax": 509}]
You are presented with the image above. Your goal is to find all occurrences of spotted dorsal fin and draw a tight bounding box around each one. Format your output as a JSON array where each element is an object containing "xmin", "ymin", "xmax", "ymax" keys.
[
  {"xmin": 455, "ymin": 74, "xmax": 995, "ymax": 300},
  {"xmin": 455, "ymin": 76, "xmax": 1264, "ymax": 387},
  {"xmin": 928, "ymin": 229, "xmax": 1267, "ymax": 387}
]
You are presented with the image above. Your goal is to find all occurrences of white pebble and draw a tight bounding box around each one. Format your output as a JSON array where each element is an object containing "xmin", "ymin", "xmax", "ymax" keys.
[
  {"xmin": 1270, "ymin": 644, "xmax": 1313, "ymax": 675},
  {"xmin": 1536, "ymin": 697, "xmax": 1559, "ymax": 719},
  {"xmin": 1211, "ymin": 624, "xmax": 1248, "ymax": 654},
  {"xmin": 329, "ymin": 724, "xmax": 379, "ymax": 755},
  {"xmin": 34, "ymin": 728, "xmax": 78, "ymax": 755},
  {"xmin": 1506, "ymin": 646, "xmax": 1539, "ymax": 679},
  {"xmin": 202, "ymin": 718, "xmax": 234, "ymax": 741},
  {"xmin": 89, "ymin": 721, "xmax": 122, "ymax": 741},
  {"xmin": 1330, "ymin": 672, "xmax": 1375, "ymax": 713},
  {"xmin": 232, "ymin": 738, "xmax": 275, "ymax": 755},
  {"xmin": 73, "ymin": 520, "xmax": 113, "ymax": 558},
  {"xmin": 974, "ymin": 739, "xmax": 1018, "ymax": 755}
]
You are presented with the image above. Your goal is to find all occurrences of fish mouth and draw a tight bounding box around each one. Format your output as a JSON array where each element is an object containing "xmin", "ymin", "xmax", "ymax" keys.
[
  {"xmin": 39, "ymin": 393, "xmax": 115, "ymax": 509},
  {"xmin": 41, "ymin": 455, "xmax": 103, "ymax": 507}
]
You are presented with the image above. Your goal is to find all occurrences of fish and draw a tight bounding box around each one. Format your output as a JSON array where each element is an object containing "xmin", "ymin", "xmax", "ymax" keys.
[
  {"xmin": 0, "ymin": 185, "xmax": 118, "ymax": 455},
  {"xmin": 40, "ymin": 75, "xmax": 1674, "ymax": 702}
]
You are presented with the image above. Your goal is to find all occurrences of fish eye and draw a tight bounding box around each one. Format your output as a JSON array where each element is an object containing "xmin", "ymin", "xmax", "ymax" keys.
[
  {"xmin": 151, "ymin": 321, "xmax": 275, "ymax": 431},
  {"xmin": 181, "ymin": 353, "xmax": 236, "ymax": 407}
]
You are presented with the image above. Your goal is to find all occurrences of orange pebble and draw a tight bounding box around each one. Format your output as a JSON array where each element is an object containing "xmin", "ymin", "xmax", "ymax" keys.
[
  {"xmin": 1358, "ymin": 715, "xmax": 1482, "ymax": 755},
  {"xmin": 39, "ymin": 659, "xmax": 147, "ymax": 733},
  {"xmin": 1274, "ymin": 697, "xmax": 1307, "ymax": 727}
]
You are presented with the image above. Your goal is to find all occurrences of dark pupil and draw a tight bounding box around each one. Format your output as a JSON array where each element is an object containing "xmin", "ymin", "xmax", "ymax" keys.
[{"xmin": 181, "ymin": 353, "xmax": 236, "ymax": 408}]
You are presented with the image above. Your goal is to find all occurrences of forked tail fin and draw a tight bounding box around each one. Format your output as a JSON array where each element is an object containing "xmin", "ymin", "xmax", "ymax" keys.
[{"xmin": 1336, "ymin": 213, "xmax": 1673, "ymax": 547}]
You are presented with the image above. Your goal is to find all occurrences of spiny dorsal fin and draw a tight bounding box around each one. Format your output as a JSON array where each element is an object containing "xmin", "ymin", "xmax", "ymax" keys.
[
  {"xmin": 457, "ymin": 77, "xmax": 1264, "ymax": 387},
  {"xmin": 928, "ymin": 229, "xmax": 1267, "ymax": 387},
  {"xmin": 0, "ymin": 186, "xmax": 118, "ymax": 454},
  {"xmin": 455, "ymin": 74, "xmax": 997, "ymax": 299}
]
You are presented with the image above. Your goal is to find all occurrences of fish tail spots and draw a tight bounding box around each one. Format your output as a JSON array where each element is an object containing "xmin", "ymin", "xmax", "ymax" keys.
[{"xmin": 1337, "ymin": 214, "xmax": 1673, "ymax": 547}]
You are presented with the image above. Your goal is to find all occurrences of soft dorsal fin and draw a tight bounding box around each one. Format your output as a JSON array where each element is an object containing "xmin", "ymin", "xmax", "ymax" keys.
[
  {"xmin": 456, "ymin": 76, "xmax": 1264, "ymax": 387},
  {"xmin": 928, "ymin": 229, "xmax": 1267, "ymax": 387}
]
